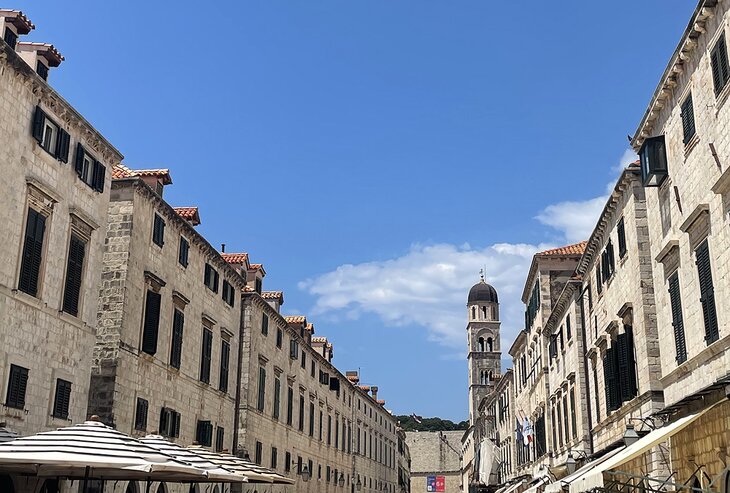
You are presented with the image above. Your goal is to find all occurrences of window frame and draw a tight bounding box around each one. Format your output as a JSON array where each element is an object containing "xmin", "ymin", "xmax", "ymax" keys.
[
  {"xmin": 5, "ymin": 364, "xmax": 29, "ymax": 410},
  {"xmin": 152, "ymin": 214, "xmax": 165, "ymax": 247},
  {"xmin": 52, "ymin": 378, "xmax": 72, "ymax": 420}
]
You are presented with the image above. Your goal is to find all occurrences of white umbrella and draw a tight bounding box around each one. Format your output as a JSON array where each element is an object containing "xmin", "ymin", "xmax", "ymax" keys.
[
  {"xmin": 0, "ymin": 418, "xmax": 204, "ymax": 483},
  {"xmin": 185, "ymin": 446, "xmax": 295, "ymax": 485},
  {"xmin": 139, "ymin": 435, "xmax": 245, "ymax": 483},
  {"xmin": 0, "ymin": 425, "xmax": 17, "ymax": 443}
]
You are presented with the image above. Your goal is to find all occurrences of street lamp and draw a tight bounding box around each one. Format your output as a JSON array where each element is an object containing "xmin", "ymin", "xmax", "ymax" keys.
[
  {"xmin": 299, "ymin": 463, "xmax": 311, "ymax": 482},
  {"xmin": 339, "ymin": 473, "xmax": 346, "ymax": 487},
  {"xmin": 356, "ymin": 477, "xmax": 362, "ymax": 491},
  {"xmin": 623, "ymin": 423, "xmax": 639, "ymax": 446},
  {"xmin": 566, "ymin": 451, "xmax": 577, "ymax": 475}
]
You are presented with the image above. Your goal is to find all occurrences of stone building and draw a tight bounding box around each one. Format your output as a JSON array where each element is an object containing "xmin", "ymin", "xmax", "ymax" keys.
[
  {"xmin": 233, "ymin": 280, "xmax": 402, "ymax": 493},
  {"xmin": 88, "ymin": 168, "xmax": 246, "ymax": 456},
  {"xmin": 397, "ymin": 427, "xmax": 412, "ymax": 493},
  {"xmin": 0, "ymin": 9, "xmax": 122, "ymax": 437},
  {"xmin": 625, "ymin": 0, "xmax": 730, "ymax": 488},
  {"xmin": 509, "ymin": 242, "xmax": 585, "ymax": 477},
  {"xmin": 406, "ymin": 431, "xmax": 463, "ymax": 493}
]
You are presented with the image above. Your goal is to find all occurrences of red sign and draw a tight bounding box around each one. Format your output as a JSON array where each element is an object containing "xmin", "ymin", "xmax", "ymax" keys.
[{"xmin": 427, "ymin": 475, "xmax": 446, "ymax": 492}]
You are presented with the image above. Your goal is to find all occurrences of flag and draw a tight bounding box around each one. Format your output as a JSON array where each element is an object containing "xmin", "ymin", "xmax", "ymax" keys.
[
  {"xmin": 411, "ymin": 414, "xmax": 423, "ymax": 424},
  {"xmin": 515, "ymin": 418, "xmax": 523, "ymax": 443},
  {"xmin": 522, "ymin": 417, "xmax": 533, "ymax": 446}
]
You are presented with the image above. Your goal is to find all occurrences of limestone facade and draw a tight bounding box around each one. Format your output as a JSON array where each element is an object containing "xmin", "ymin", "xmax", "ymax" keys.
[
  {"xmin": 0, "ymin": 13, "xmax": 121, "ymax": 438},
  {"xmin": 406, "ymin": 431, "xmax": 463, "ymax": 493}
]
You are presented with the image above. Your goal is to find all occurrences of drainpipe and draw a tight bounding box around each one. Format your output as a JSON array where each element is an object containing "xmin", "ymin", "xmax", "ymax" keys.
[
  {"xmin": 577, "ymin": 283, "xmax": 594, "ymax": 454},
  {"xmin": 232, "ymin": 293, "xmax": 245, "ymax": 454}
]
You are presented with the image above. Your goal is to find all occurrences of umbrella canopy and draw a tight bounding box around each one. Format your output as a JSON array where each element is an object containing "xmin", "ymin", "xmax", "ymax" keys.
[
  {"xmin": 139, "ymin": 435, "xmax": 245, "ymax": 483},
  {"xmin": 185, "ymin": 446, "xmax": 295, "ymax": 485},
  {"xmin": 0, "ymin": 425, "xmax": 18, "ymax": 443},
  {"xmin": 0, "ymin": 418, "xmax": 204, "ymax": 481}
]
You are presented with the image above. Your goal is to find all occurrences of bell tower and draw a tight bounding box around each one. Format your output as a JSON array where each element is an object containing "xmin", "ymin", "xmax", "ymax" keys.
[{"xmin": 466, "ymin": 271, "xmax": 502, "ymax": 425}]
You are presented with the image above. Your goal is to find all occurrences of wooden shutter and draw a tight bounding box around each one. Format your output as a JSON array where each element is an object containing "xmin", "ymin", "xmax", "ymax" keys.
[
  {"xmin": 6, "ymin": 365, "xmax": 29, "ymax": 409},
  {"xmin": 617, "ymin": 218, "xmax": 626, "ymax": 257},
  {"xmin": 62, "ymin": 235, "xmax": 86, "ymax": 316},
  {"xmin": 216, "ymin": 427, "xmax": 225, "ymax": 452},
  {"xmin": 696, "ymin": 240, "xmax": 719, "ymax": 343},
  {"xmin": 135, "ymin": 398, "xmax": 148, "ymax": 430},
  {"xmin": 200, "ymin": 328, "xmax": 212, "ymax": 383},
  {"xmin": 92, "ymin": 161, "xmax": 106, "ymax": 192},
  {"xmin": 257, "ymin": 367, "xmax": 266, "ymax": 411},
  {"xmin": 219, "ymin": 340, "xmax": 230, "ymax": 392},
  {"xmin": 159, "ymin": 407, "xmax": 170, "ymax": 435},
  {"xmin": 720, "ymin": 35, "xmax": 730, "ymax": 90},
  {"xmin": 56, "ymin": 129, "xmax": 70, "ymax": 162},
  {"xmin": 668, "ymin": 272, "xmax": 687, "ymax": 363},
  {"xmin": 32, "ymin": 106, "xmax": 46, "ymax": 143},
  {"xmin": 18, "ymin": 208, "xmax": 46, "ymax": 297},
  {"xmin": 681, "ymin": 94, "xmax": 696, "ymax": 144},
  {"xmin": 273, "ymin": 378, "xmax": 281, "ymax": 419},
  {"xmin": 213, "ymin": 270, "xmax": 219, "ymax": 292},
  {"xmin": 712, "ymin": 45, "xmax": 723, "ymax": 93},
  {"xmin": 617, "ymin": 331, "xmax": 638, "ymax": 403},
  {"xmin": 141, "ymin": 290, "xmax": 161, "ymax": 355},
  {"xmin": 170, "ymin": 309, "xmax": 184, "ymax": 369},
  {"xmin": 74, "ymin": 143, "xmax": 85, "ymax": 177},
  {"xmin": 596, "ymin": 265, "xmax": 602, "ymax": 294},
  {"xmin": 53, "ymin": 379, "xmax": 72, "ymax": 419},
  {"xmin": 603, "ymin": 349, "xmax": 614, "ymax": 414},
  {"xmin": 172, "ymin": 411, "xmax": 181, "ymax": 437},
  {"xmin": 204, "ymin": 263, "xmax": 211, "ymax": 288}
]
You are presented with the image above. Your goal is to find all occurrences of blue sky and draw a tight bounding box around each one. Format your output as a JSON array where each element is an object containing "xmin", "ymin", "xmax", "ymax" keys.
[{"xmin": 22, "ymin": 1, "xmax": 694, "ymax": 421}]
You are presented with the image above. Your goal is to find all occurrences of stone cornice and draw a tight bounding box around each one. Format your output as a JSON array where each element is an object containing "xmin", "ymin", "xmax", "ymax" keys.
[{"xmin": 1, "ymin": 39, "xmax": 123, "ymax": 165}]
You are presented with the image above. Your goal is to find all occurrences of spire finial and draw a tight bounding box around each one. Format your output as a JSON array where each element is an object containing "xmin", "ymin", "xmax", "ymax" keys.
[{"xmin": 479, "ymin": 268, "xmax": 485, "ymax": 282}]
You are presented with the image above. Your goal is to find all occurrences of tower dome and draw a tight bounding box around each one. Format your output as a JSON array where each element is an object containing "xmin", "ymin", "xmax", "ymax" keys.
[{"xmin": 468, "ymin": 280, "xmax": 498, "ymax": 304}]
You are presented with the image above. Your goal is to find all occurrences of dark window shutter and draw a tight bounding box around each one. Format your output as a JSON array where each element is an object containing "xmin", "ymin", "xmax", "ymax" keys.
[
  {"xmin": 720, "ymin": 35, "xmax": 730, "ymax": 90},
  {"xmin": 696, "ymin": 240, "xmax": 719, "ymax": 344},
  {"xmin": 204, "ymin": 263, "xmax": 211, "ymax": 287},
  {"xmin": 178, "ymin": 237, "xmax": 189, "ymax": 267},
  {"xmin": 257, "ymin": 367, "xmax": 266, "ymax": 411},
  {"xmin": 6, "ymin": 365, "xmax": 29, "ymax": 409},
  {"xmin": 213, "ymin": 270, "xmax": 219, "ymax": 292},
  {"xmin": 92, "ymin": 161, "xmax": 106, "ymax": 192},
  {"xmin": 330, "ymin": 377, "xmax": 340, "ymax": 392},
  {"xmin": 596, "ymin": 265, "xmax": 602, "ymax": 293},
  {"xmin": 617, "ymin": 330, "xmax": 637, "ymax": 403},
  {"xmin": 52, "ymin": 379, "xmax": 72, "ymax": 419},
  {"xmin": 617, "ymin": 218, "xmax": 627, "ymax": 258},
  {"xmin": 603, "ymin": 349, "xmax": 614, "ymax": 414},
  {"xmin": 172, "ymin": 411, "xmax": 181, "ymax": 437},
  {"xmin": 62, "ymin": 235, "xmax": 86, "ymax": 316},
  {"xmin": 681, "ymin": 94, "xmax": 696, "ymax": 144},
  {"xmin": 159, "ymin": 407, "xmax": 170, "ymax": 435},
  {"xmin": 625, "ymin": 325, "xmax": 638, "ymax": 397},
  {"xmin": 141, "ymin": 290, "xmax": 161, "ymax": 355},
  {"xmin": 668, "ymin": 272, "xmax": 687, "ymax": 363},
  {"xmin": 135, "ymin": 398, "xmax": 148, "ymax": 431},
  {"xmin": 170, "ymin": 309, "xmax": 184, "ymax": 369},
  {"xmin": 18, "ymin": 208, "xmax": 46, "ymax": 297},
  {"xmin": 216, "ymin": 427, "xmax": 225, "ymax": 452},
  {"xmin": 55, "ymin": 129, "xmax": 70, "ymax": 162},
  {"xmin": 152, "ymin": 214, "xmax": 165, "ymax": 247},
  {"xmin": 219, "ymin": 340, "xmax": 230, "ymax": 392},
  {"xmin": 712, "ymin": 46, "xmax": 723, "ymax": 93},
  {"xmin": 74, "ymin": 143, "xmax": 85, "ymax": 177},
  {"xmin": 200, "ymin": 328, "xmax": 212, "ymax": 383},
  {"xmin": 32, "ymin": 106, "xmax": 46, "ymax": 143}
]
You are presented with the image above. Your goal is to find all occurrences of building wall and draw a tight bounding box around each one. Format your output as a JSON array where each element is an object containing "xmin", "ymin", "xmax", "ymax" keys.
[
  {"xmin": 407, "ymin": 431, "xmax": 462, "ymax": 493},
  {"xmin": 238, "ymin": 294, "xmax": 400, "ymax": 493},
  {"xmin": 88, "ymin": 179, "xmax": 242, "ymax": 450},
  {"xmin": 0, "ymin": 35, "xmax": 120, "ymax": 436}
]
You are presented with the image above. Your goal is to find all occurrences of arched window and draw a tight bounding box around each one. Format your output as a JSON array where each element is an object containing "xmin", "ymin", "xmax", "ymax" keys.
[
  {"xmin": 478, "ymin": 337, "xmax": 485, "ymax": 352},
  {"xmin": 488, "ymin": 371, "xmax": 493, "ymax": 382},
  {"xmin": 125, "ymin": 482, "xmax": 138, "ymax": 493},
  {"xmin": 487, "ymin": 338, "xmax": 493, "ymax": 352},
  {"xmin": 0, "ymin": 476, "xmax": 14, "ymax": 493},
  {"xmin": 492, "ymin": 305, "xmax": 498, "ymax": 319},
  {"xmin": 482, "ymin": 306, "xmax": 487, "ymax": 319},
  {"xmin": 471, "ymin": 307, "xmax": 476, "ymax": 319}
]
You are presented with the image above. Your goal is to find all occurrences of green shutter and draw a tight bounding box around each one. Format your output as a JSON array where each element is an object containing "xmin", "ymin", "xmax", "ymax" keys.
[
  {"xmin": 696, "ymin": 240, "xmax": 719, "ymax": 344},
  {"xmin": 32, "ymin": 106, "xmax": 45, "ymax": 143},
  {"xmin": 62, "ymin": 235, "xmax": 86, "ymax": 316},
  {"xmin": 668, "ymin": 273, "xmax": 687, "ymax": 363},
  {"xmin": 141, "ymin": 290, "xmax": 161, "ymax": 355},
  {"xmin": 18, "ymin": 208, "xmax": 46, "ymax": 297}
]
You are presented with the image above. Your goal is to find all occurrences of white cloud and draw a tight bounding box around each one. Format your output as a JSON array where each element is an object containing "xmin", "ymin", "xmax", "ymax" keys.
[
  {"xmin": 299, "ymin": 242, "xmax": 549, "ymax": 351},
  {"xmin": 299, "ymin": 149, "xmax": 636, "ymax": 350}
]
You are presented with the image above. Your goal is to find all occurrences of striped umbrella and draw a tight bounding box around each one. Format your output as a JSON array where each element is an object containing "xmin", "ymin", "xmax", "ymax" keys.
[
  {"xmin": 185, "ymin": 446, "xmax": 295, "ymax": 485},
  {"xmin": 139, "ymin": 435, "xmax": 245, "ymax": 483},
  {"xmin": 0, "ymin": 418, "xmax": 204, "ymax": 482},
  {"xmin": 0, "ymin": 425, "xmax": 17, "ymax": 443}
]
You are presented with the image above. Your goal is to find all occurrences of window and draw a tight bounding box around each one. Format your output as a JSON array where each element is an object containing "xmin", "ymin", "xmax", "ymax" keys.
[
  {"xmin": 51, "ymin": 378, "xmax": 72, "ymax": 419},
  {"xmin": 36, "ymin": 60, "xmax": 49, "ymax": 81},
  {"xmin": 273, "ymin": 377, "xmax": 281, "ymax": 419},
  {"xmin": 178, "ymin": 237, "xmax": 189, "ymax": 267},
  {"xmin": 559, "ymin": 327, "xmax": 564, "ymax": 352},
  {"xmin": 639, "ymin": 135, "xmax": 668, "ymax": 187},
  {"xmin": 551, "ymin": 405, "xmax": 557, "ymax": 449},
  {"xmin": 204, "ymin": 263, "xmax": 219, "ymax": 293},
  {"xmin": 152, "ymin": 214, "xmax": 165, "ymax": 247},
  {"xmin": 596, "ymin": 265, "xmax": 602, "ymax": 294},
  {"xmin": 222, "ymin": 280, "xmax": 235, "ymax": 307},
  {"xmin": 159, "ymin": 407, "xmax": 181, "ymax": 438},
  {"xmin": 255, "ymin": 277, "xmax": 262, "ymax": 294},
  {"xmin": 169, "ymin": 309, "xmax": 184, "ymax": 369},
  {"xmin": 570, "ymin": 388, "xmax": 577, "ymax": 439},
  {"xmin": 215, "ymin": 427, "xmax": 225, "ymax": 452},
  {"xmin": 298, "ymin": 395, "xmax": 305, "ymax": 432},
  {"xmin": 695, "ymin": 240, "xmax": 719, "ymax": 344},
  {"xmin": 617, "ymin": 218, "xmax": 627, "ymax": 258},
  {"xmin": 74, "ymin": 143, "xmax": 105, "ymax": 192},
  {"xmin": 290, "ymin": 338, "xmax": 299, "ymax": 359},
  {"xmin": 311, "ymin": 360, "xmax": 316, "ymax": 379},
  {"xmin": 309, "ymin": 402, "xmax": 315, "ymax": 436},
  {"xmin": 3, "ymin": 27, "xmax": 18, "ymax": 48},
  {"xmin": 284, "ymin": 452, "xmax": 291, "ymax": 472},
  {"xmin": 566, "ymin": 314, "xmax": 572, "ymax": 341},
  {"xmin": 286, "ymin": 387, "xmax": 294, "ymax": 426},
  {"xmin": 195, "ymin": 420, "xmax": 213, "ymax": 447},
  {"xmin": 680, "ymin": 93, "xmax": 697, "ymax": 145},
  {"xmin": 141, "ymin": 290, "xmax": 162, "ymax": 355},
  {"xmin": 271, "ymin": 447, "xmax": 278, "ymax": 469},
  {"xmin": 262, "ymin": 315, "xmax": 269, "ymax": 336},
  {"xmin": 301, "ymin": 350, "xmax": 307, "ymax": 369},
  {"xmin": 668, "ymin": 272, "xmax": 687, "ymax": 363},
  {"xmin": 62, "ymin": 234, "xmax": 86, "ymax": 316},
  {"xmin": 257, "ymin": 367, "xmax": 266, "ymax": 412},
  {"xmin": 327, "ymin": 415, "xmax": 332, "ymax": 445},
  {"xmin": 135, "ymin": 397, "xmax": 149, "ymax": 431},
  {"xmin": 556, "ymin": 397, "xmax": 563, "ymax": 446},
  {"xmin": 562, "ymin": 395, "xmax": 569, "ymax": 444},
  {"xmin": 18, "ymin": 207, "xmax": 47, "ymax": 297},
  {"xmin": 200, "ymin": 328, "xmax": 213, "ymax": 384},
  {"xmin": 711, "ymin": 33, "xmax": 730, "ymax": 95},
  {"xmin": 254, "ymin": 441, "xmax": 262, "ymax": 465},
  {"xmin": 31, "ymin": 107, "xmax": 70, "ymax": 162},
  {"xmin": 219, "ymin": 340, "xmax": 230, "ymax": 393}
]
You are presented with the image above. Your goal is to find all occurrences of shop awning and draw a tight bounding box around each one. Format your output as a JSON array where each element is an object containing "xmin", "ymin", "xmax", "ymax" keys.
[
  {"xmin": 571, "ymin": 403, "xmax": 718, "ymax": 493},
  {"xmin": 523, "ymin": 474, "xmax": 550, "ymax": 493},
  {"xmin": 543, "ymin": 447, "xmax": 625, "ymax": 493},
  {"xmin": 495, "ymin": 479, "xmax": 527, "ymax": 493}
]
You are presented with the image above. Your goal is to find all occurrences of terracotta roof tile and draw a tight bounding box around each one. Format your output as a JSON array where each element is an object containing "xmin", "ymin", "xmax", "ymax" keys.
[
  {"xmin": 305, "ymin": 323, "xmax": 315, "ymax": 333},
  {"xmin": 312, "ymin": 336, "xmax": 328, "ymax": 343},
  {"xmin": 221, "ymin": 253, "xmax": 249, "ymax": 265},
  {"xmin": 250, "ymin": 263, "xmax": 263, "ymax": 270},
  {"xmin": 537, "ymin": 241, "xmax": 587, "ymax": 257},
  {"xmin": 377, "ymin": 400, "xmax": 386, "ymax": 406},
  {"xmin": 359, "ymin": 385, "xmax": 371, "ymax": 392},
  {"xmin": 261, "ymin": 291, "xmax": 283, "ymax": 300},
  {"xmin": 0, "ymin": 9, "xmax": 34, "ymax": 33},
  {"xmin": 284, "ymin": 315, "xmax": 306, "ymax": 324},
  {"xmin": 111, "ymin": 164, "xmax": 172, "ymax": 184},
  {"xmin": 173, "ymin": 207, "xmax": 200, "ymax": 226}
]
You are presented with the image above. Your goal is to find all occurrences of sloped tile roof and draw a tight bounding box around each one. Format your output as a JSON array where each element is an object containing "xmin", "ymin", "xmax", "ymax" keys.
[
  {"xmin": 537, "ymin": 241, "xmax": 587, "ymax": 257},
  {"xmin": 173, "ymin": 207, "xmax": 200, "ymax": 226},
  {"xmin": 284, "ymin": 315, "xmax": 306, "ymax": 324},
  {"xmin": 312, "ymin": 336, "xmax": 328, "ymax": 344},
  {"xmin": 221, "ymin": 253, "xmax": 249, "ymax": 265},
  {"xmin": 0, "ymin": 9, "xmax": 34, "ymax": 33},
  {"xmin": 112, "ymin": 164, "xmax": 172, "ymax": 184},
  {"xmin": 261, "ymin": 291, "xmax": 283, "ymax": 300}
]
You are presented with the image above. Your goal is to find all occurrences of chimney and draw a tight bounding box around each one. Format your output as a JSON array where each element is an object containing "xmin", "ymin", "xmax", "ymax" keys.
[
  {"xmin": 16, "ymin": 42, "xmax": 64, "ymax": 81},
  {"xmin": 371, "ymin": 386, "xmax": 379, "ymax": 401},
  {"xmin": 221, "ymin": 243, "xmax": 226, "ymax": 253},
  {"xmin": 346, "ymin": 371, "xmax": 360, "ymax": 385}
]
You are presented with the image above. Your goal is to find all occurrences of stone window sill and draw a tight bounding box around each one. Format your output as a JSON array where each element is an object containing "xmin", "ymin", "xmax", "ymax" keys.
[{"xmin": 684, "ymin": 134, "xmax": 700, "ymax": 158}]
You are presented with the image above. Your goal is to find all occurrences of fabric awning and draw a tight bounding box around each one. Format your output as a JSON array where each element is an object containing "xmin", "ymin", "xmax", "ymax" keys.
[
  {"xmin": 185, "ymin": 446, "xmax": 295, "ymax": 484},
  {"xmin": 571, "ymin": 403, "xmax": 717, "ymax": 493},
  {"xmin": 0, "ymin": 419, "xmax": 204, "ymax": 480},
  {"xmin": 543, "ymin": 447, "xmax": 625, "ymax": 493},
  {"xmin": 497, "ymin": 479, "xmax": 527, "ymax": 493},
  {"xmin": 523, "ymin": 474, "xmax": 550, "ymax": 493},
  {"xmin": 139, "ymin": 435, "xmax": 245, "ymax": 483}
]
